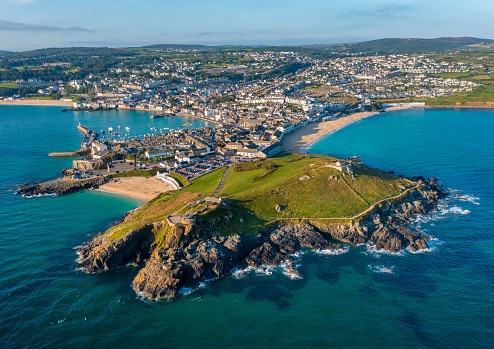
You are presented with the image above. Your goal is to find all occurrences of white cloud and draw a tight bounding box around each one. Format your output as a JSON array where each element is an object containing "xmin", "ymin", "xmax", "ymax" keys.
[{"xmin": 0, "ymin": 19, "xmax": 90, "ymax": 31}]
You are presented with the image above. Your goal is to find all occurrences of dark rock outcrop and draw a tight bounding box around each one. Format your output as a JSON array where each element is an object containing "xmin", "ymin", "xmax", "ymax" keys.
[
  {"xmin": 77, "ymin": 223, "xmax": 156, "ymax": 273},
  {"xmin": 133, "ymin": 224, "xmax": 341, "ymax": 299},
  {"xmin": 133, "ymin": 233, "xmax": 262, "ymax": 299},
  {"xmin": 244, "ymin": 224, "xmax": 342, "ymax": 268},
  {"xmin": 18, "ymin": 177, "xmax": 108, "ymax": 197}
]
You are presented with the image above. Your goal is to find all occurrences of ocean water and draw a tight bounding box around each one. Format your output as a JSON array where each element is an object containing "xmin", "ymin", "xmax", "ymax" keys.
[{"xmin": 1, "ymin": 106, "xmax": 493, "ymax": 348}]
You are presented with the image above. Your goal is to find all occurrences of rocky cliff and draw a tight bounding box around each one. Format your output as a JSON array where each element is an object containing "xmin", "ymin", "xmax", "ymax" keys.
[
  {"xmin": 77, "ymin": 223, "xmax": 156, "ymax": 273},
  {"xmin": 17, "ymin": 176, "xmax": 108, "ymax": 197},
  {"xmin": 313, "ymin": 176, "xmax": 445, "ymax": 252},
  {"xmin": 76, "ymin": 177, "xmax": 446, "ymax": 300}
]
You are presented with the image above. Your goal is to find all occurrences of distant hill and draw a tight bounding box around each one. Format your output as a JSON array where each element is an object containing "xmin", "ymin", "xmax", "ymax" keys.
[
  {"xmin": 138, "ymin": 38, "xmax": 494, "ymax": 56},
  {"xmin": 140, "ymin": 44, "xmax": 221, "ymax": 50},
  {"xmin": 2, "ymin": 47, "xmax": 135, "ymax": 59},
  {"xmin": 4, "ymin": 37, "xmax": 493, "ymax": 59},
  {"xmin": 338, "ymin": 37, "xmax": 494, "ymax": 54}
]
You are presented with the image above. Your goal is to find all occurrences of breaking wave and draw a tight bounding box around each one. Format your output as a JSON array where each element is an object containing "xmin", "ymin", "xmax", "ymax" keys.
[
  {"xmin": 366, "ymin": 244, "xmax": 406, "ymax": 256},
  {"xmin": 412, "ymin": 189, "xmax": 477, "ymax": 227},
  {"xmin": 22, "ymin": 193, "xmax": 57, "ymax": 198},
  {"xmin": 314, "ymin": 245, "xmax": 350, "ymax": 255},
  {"xmin": 406, "ymin": 238, "xmax": 443, "ymax": 254},
  {"xmin": 230, "ymin": 252, "xmax": 304, "ymax": 280},
  {"xmin": 368, "ymin": 264, "xmax": 395, "ymax": 274}
]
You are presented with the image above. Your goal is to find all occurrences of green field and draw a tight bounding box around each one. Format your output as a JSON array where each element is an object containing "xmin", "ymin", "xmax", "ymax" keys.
[
  {"xmin": 426, "ymin": 85, "xmax": 494, "ymax": 105},
  {"xmin": 25, "ymin": 96, "xmax": 58, "ymax": 100},
  {"xmin": 106, "ymin": 154, "xmax": 413, "ymax": 243},
  {"xmin": 220, "ymin": 154, "xmax": 408, "ymax": 219},
  {"xmin": 0, "ymin": 82, "xmax": 16, "ymax": 88}
]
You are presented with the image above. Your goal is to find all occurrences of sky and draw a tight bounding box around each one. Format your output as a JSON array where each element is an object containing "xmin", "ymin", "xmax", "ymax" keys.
[{"xmin": 0, "ymin": 0, "xmax": 493, "ymax": 51}]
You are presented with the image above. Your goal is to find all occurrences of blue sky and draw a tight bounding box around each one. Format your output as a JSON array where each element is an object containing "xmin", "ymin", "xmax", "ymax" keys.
[{"xmin": 0, "ymin": 0, "xmax": 493, "ymax": 51}]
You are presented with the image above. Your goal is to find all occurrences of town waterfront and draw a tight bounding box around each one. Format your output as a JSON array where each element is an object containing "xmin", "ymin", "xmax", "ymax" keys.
[{"xmin": 1, "ymin": 106, "xmax": 493, "ymax": 348}]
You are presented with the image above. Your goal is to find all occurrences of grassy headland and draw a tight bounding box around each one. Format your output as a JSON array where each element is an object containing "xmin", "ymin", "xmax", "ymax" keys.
[{"xmin": 105, "ymin": 154, "xmax": 413, "ymax": 241}]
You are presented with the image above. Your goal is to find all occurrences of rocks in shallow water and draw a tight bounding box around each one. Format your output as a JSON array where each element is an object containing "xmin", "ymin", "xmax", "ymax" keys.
[
  {"xmin": 285, "ymin": 264, "xmax": 301, "ymax": 277},
  {"xmin": 244, "ymin": 224, "xmax": 342, "ymax": 270},
  {"xmin": 270, "ymin": 224, "xmax": 341, "ymax": 254},
  {"xmin": 133, "ymin": 224, "xmax": 340, "ymax": 299},
  {"xmin": 245, "ymin": 224, "xmax": 341, "ymax": 269},
  {"xmin": 133, "ymin": 234, "xmax": 262, "ymax": 299},
  {"xmin": 244, "ymin": 242, "xmax": 291, "ymax": 268},
  {"xmin": 133, "ymin": 259, "xmax": 184, "ymax": 299},
  {"xmin": 18, "ymin": 177, "xmax": 108, "ymax": 197}
]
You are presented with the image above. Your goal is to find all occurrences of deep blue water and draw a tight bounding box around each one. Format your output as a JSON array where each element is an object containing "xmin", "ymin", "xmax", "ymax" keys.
[{"xmin": 1, "ymin": 106, "xmax": 493, "ymax": 348}]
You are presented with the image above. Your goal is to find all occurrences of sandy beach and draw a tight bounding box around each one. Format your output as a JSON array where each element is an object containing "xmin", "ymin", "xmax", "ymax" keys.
[
  {"xmin": 97, "ymin": 177, "xmax": 175, "ymax": 201},
  {"xmin": 0, "ymin": 99, "xmax": 73, "ymax": 106},
  {"xmin": 282, "ymin": 106, "xmax": 409, "ymax": 154}
]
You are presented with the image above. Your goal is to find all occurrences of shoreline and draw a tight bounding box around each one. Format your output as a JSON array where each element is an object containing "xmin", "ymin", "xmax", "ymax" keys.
[
  {"xmin": 424, "ymin": 105, "xmax": 494, "ymax": 110},
  {"xmin": 0, "ymin": 99, "xmax": 73, "ymax": 106},
  {"xmin": 282, "ymin": 106, "xmax": 409, "ymax": 155},
  {"xmin": 94, "ymin": 188, "xmax": 147, "ymax": 202},
  {"xmin": 96, "ymin": 177, "xmax": 175, "ymax": 201}
]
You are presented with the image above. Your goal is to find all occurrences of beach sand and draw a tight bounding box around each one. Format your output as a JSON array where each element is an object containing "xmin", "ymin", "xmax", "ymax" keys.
[
  {"xmin": 97, "ymin": 177, "xmax": 175, "ymax": 201},
  {"xmin": 282, "ymin": 106, "xmax": 409, "ymax": 154},
  {"xmin": 0, "ymin": 99, "xmax": 73, "ymax": 106}
]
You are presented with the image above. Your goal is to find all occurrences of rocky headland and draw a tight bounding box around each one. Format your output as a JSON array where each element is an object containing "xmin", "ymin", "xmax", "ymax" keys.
[
  {"xmin": 76, "ymin": 176, "xmax": 446, "ymax": 300},
  {"xmin": 17, "ymin": 176, "xmax": 108, "ymax": 197}
]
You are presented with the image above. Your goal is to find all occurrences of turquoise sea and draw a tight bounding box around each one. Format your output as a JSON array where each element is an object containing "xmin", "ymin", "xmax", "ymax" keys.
[{"xmin": 1, "ymin": 106, "xmax": 493, "ymax": 348}]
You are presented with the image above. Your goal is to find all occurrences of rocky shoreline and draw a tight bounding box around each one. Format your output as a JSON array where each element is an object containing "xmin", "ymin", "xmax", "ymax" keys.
[
  {"xmin": 17, "ymin": 176, "xmax": 108, "ymax": 197},
  {"xmin": 76, "ymin": 176, "xmax": 446, "ymax": 300}
]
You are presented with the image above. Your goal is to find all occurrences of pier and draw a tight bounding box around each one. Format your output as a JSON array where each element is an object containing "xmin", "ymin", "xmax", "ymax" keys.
[
  {"xmin": 77, "ymin": 124, "xmax": 99, "ymax": 149},
  {"xmin": 176, "ymin": 113, "xmax": 222, "ymax": 125},
  {"xmin": 77, "ymin": 124, "xmax": 92, "ymax": 134},
  {"xmin": 150, "ymin": 113, "xmax": 174, "ymax": 119}
]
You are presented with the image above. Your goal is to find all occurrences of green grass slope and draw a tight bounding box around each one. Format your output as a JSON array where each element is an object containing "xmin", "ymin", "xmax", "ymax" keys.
[
  {"xmin": 106, "ymin": 154, "xmax": 413, "ymax": 240},
  {"xmin": 221, "ymin": 154, "xmax": 411, "ymax": 220}
]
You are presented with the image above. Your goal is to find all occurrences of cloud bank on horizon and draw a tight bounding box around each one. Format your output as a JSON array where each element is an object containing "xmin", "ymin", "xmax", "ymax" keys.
[{"xmin": 0, "ymin": 0, "xmax": 492, "ymax": 50}]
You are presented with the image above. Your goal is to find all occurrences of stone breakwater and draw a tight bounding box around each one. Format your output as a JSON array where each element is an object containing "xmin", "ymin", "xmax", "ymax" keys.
[
  {"xmin": 76, "ymin": 177, "xmax": 446, "ymax": 300},
  {"xmin": 48, "ymin": 149, "xmax": 90, "ymax": 157},
  {"xmin": 17, "ymin": 177, "xmax": 108, "ymax": 197}
]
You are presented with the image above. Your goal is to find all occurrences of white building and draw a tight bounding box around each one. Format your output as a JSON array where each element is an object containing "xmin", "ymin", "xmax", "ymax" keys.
[
  {"xmin": 145, "ymin": 148, "xmax": 174, "ymax": 159},
  {"xmin": 237, "ymin": 148, "xmax": 258, "ymax": 158}
]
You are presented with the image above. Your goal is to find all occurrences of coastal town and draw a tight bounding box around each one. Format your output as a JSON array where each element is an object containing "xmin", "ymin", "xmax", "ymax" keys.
[
  {"xmin": 1, "ymin": 49, "xmax": 486, "ymax": 111},
  {"xmin": 2, "ymin": 45, "xmax": 491, "ymax": 190}
]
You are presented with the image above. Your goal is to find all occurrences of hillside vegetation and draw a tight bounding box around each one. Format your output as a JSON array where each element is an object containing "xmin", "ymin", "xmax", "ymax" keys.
[
  {"xmin": 341, "ymin": 37, "xmax": 494, "ymax": 54},
  {"xmin": 106, "ymin": 154, "xmax": 414, "ymax": 240}
]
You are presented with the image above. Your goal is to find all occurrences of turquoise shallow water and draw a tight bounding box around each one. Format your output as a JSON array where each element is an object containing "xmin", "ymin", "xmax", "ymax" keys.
[{"xmin": 1, "ymin": 106, "xmax": 493, "ymax": 348}]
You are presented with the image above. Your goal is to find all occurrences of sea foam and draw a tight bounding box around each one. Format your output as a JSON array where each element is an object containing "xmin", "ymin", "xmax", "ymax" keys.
[
  {"xmin": 22, "ymin": 193, "xmax": 57, "ymax": 198},
  {"xmin": 314, "ymin": 245, "xmax": 350, "ymax": 256},
  {"xmin": 368, "ymin": 264, "xmax": 395, "ymax": 274},
  {"xmin": 406, "ymin": 238, "xmax": 443, "ymax": 254},
  {"xmin": 365, "ymin": 244, "xmax": 406, "ymax": 257}
]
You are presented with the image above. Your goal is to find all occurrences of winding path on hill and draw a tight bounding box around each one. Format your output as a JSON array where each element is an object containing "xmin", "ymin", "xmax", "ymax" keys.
[{"xmin": 213, "ymin": 165, "xmax": 231, "ymax": 197}]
